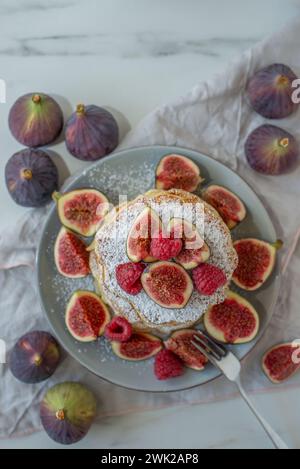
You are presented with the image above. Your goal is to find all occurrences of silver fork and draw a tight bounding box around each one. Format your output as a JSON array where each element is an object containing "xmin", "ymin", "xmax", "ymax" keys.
[{"xmin": 192, "ymin": 333, "xmax": 289, "ymax": 450}]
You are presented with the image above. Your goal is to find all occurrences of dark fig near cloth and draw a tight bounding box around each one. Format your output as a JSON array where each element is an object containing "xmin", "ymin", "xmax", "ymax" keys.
[
  {"xmin": 65, "ymin": 104, "xmax": 119, "ymax": 161},
  {"xmin": 246, "ymin": 64, "xmax": 298, "ymax": 119},
  {"xmin": 40, "ymin": 382, "xmax": 97, "ymax": 445},
  {"xmin": 8, "ymin": 92, "xmax": 63, "ymax": 146},
  {"xmin": 9, "ymin": 331, "xmax": 61, "ymax": 383},
  {"xmin": 5, "ymin": 148, "xmax": 59, "ymax": 207},
  {"xmin": 245, "ymin": 125, "xmax": 299, "ymax": 175}
]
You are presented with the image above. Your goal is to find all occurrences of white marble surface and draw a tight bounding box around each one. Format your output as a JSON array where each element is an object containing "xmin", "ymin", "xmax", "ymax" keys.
[{"xmin": 1, "ymin": 0, "xmax": 300, "ymax": 449}]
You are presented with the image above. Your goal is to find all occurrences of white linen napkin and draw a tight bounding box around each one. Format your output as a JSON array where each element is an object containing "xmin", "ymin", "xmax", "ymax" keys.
[{"xmin": 1, "ymin": 17, "xmax": 300, "ymax": 438}]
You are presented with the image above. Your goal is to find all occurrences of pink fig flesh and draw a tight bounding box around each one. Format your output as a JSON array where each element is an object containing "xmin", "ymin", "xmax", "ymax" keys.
[
  {"xmin": 126, "ymin": 207, "xmax": 161, "ymax": 262},
  {"xmin": 262, "ymin": 343, "xmax": 300, "ymax": 384},
  {"xmin": 156, "ymin": 154, "xmax": 202, "ymax": 192},
  {"xmin": 65, "ymin": 291, "xmax": 110, "ymax": 342},
  {"xmin": 204, "ymin": 291, "xmax": 259, "ymax": 344},
  {"xmin": 54, "ymin": 227, "xmax": 90, "ymax": 278},
  {"xmin": 141, "ymin": 261, "xmax": 193, "ymax": 309},
  {"xmin": 165, "ymin": 329, "xmax": 208, "ymax": 370},
  {"xmin": 111, "ymin": 332, "xmax": 162, "ymax": 361},
  {"xmin": 203, "ymin": 185, "xmax": 246, "ymax": 229}
]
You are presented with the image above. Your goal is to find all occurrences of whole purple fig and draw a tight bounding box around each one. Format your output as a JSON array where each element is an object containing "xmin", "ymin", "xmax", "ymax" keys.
[
  {"xmin": 9, "ymin": 331, "xmax": 61, "ymax": 383},
  {"xmin": 246, "ymin": 64, "xmax": 298, "ymax": 119},
  {"xmin": 40, "ymin": 382, "xmax": 97, "ymax": 445},
  {"xmin": 8, "ymin": 92, "xmax": 63, "ymax": 147},
  {"xmin": 245, "ymin": 124, "xmax": 299, "ymax": 175},
  {"xmin": 5, "ymin": 148, "xmax": 59, "ymax": 207},
  {"xmin": 65, "ymin": 104, "xmax": 119, "ymax": 161}
]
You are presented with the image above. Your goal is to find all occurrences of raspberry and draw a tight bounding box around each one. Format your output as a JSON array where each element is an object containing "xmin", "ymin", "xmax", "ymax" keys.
[
  {"xmin": 154, "ymin": 349, "xmax": 184, "ymax": 380},
  {"xmin": 192, "ymin": 263, "xmax": 227, "ymax": 296},
  {"xmin": 116, "ymin": 262, "xmax": 145, "ymax": 295},
  {"xmin": 150, "ymin": 233, "xmax": 183, "ymax": 261},
  {"xmin": 105, "ymin": 316, "xmax": 132, "ymax": 342}
]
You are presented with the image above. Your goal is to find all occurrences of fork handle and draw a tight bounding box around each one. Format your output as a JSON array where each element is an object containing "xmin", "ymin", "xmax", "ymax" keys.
[{"xmin": 235, "ymin": 377, "xmax": 289, "ymax": 449}]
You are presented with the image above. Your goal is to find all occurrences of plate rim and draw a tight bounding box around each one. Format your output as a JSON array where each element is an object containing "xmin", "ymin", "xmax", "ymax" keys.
[{"xmin": 36, "ymin": 144, "xmax": 281, "ymax": 393}]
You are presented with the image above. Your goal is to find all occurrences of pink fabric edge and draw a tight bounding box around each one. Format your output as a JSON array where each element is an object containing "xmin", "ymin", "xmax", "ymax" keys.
[{"xmin": 3, "ymin": 380, "xmax": 300, "ymax": 440}]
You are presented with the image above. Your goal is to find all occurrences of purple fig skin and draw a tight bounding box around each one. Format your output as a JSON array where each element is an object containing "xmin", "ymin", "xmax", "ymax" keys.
[
  {"xmin": 5, "ymin": 148, "xmax": 59, "ymax": 207},
  {"xmin": 245, "ymin": 124, "xmax": 299, "ymax": 175},
  {"xmin": 9, "ymin": 331, "xmax": 61, "ymax": 384},
  {"xmin": 40, "ymin": 382, "xmax": 97, "ymax": 445},
  {"xmin": 246, "ymin": 64, "xmax": 298, "ymax": 119},
  {"xmin": 8, "ymin": 93, "xmax": 63, "ymax": 147},
  {"xmin": 65, "ymin": 104, "xmax": 119, "ymax": 161}
]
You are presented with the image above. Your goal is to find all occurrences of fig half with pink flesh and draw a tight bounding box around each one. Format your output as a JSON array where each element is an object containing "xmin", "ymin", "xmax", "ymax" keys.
[
  {"xmin": 202, "ymin": 185, "xmax": 246, "ymax": 229},
  {"xmin": 111, "ymin": 332, "xmax": 162, "ymax": 361},
  {"xmin": 53, "ymin": 188, "xmax": 109, "ymax": 237},
  {"xmin": 168, "ymin": 218, "xmax": 210, "ymax": 269},
  {"xmin": 246, "ymin": 64, "xmax": 298, "ymax": 119},
  {"xmin": 262, "ymin": 342, "xmax": 300, "ymax": 384},
  {"xmin": 54, "ymin": 227, "xmax": 90, "ymax": 278},
  {"xmin": 65, "ymin": 290, "xmax": 110, "ymax": 342},
  {"xmin": 155, "ymin": 154, "xmax": 202, "ymax": 192},
  {"xmin": 126, "ymin": 207, "xmax": 161, "ymax": 263},
  {"xmin": 233, "ymin": 238, "xmax": 282, "ymax": 291},
  {"xmin": 204, "ymin": 291, "xmax": 259, "ymax": 344},
  {"xmin": 141, "ymin": 261, "xmax": 193, "ymax": 309},
  {"xmin": 245, "ymin": 124, "xmax": 299, "ymax": 175},
  {"xmin": 165, "ymin": 329, "xmax": 208, "ymax": 370}
]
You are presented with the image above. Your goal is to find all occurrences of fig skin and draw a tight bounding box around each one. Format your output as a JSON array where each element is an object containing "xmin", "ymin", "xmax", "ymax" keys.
[
  {"xmin": 65, "ymin": 104, "xmax": 119, "ymax": 161},
  {"xmin": 40, "ymin": 382, "xmax": 97, "ymax": 445},
  {"xmin": 5, "ymin": 148, "xmax": 59, "ymax": 207},
  {"xmin": 262, "ymin": 343, "xmax": 300, "ymax": 384},
  {"xmin": 245, "ymin": 125, "xmax": 299, "ymax": 175},
  {"xmin": 8, "ymin": 92, "xmax": 63, "ymax": 147},
  {"xmin": 65, "ymin": 290, "xmax": 110, "ymax": 342},
  {"xmin": 246, "ymin": 64, "xmax": 298, "ymax": 119},
  {"xmin": 53, "ymin": 188, "xmax": 109, "ymax": 237},
  {"xmin": 111, "ymin": 332, "xmax": 162, "ymax": 361},
  {"xmin": 204, "ymin": 291, "xmax": 259, "ymax": 344},
  {"xmin": 9, "ymin": 331, "xmax": 61, "ymax": 383}
]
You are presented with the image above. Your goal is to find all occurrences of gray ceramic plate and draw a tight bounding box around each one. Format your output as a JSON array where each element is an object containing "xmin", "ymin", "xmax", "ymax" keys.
[{"xmin": 37, "ymin": 145, "xmax": 280, "ymax": 392}]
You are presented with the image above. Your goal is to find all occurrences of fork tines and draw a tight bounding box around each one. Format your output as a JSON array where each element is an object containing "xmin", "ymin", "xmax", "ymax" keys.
[{"xmin": 192, "ymin": 332, "xmax": 227, "ymax": 362}]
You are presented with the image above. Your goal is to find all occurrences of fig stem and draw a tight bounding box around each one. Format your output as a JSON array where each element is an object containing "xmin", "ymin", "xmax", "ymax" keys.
[
  {"xmin": 276, "ymin": 75, "xmax": 289, "ymax": 87},
  {"xmin": 279, "ymin": 138, "xmax": 289, "ymax": 148},
  {"xmin": 32, "ymin": 94, "xmax": 42, "ymax": 104},
  {"xmin": 55, "ymin": 409, "xmax": 65, "ymax": 421},
  {"xmin": 21, "ymin": 169, "xmax": 33, "ymax": 180},
  {"xmin": 272, "ymin": 239, "xmax": 284, "ymax": 251},
  {"xmin": 76, "ymin": 104, "xmax": 85, "ymax": 115},
  {"xmin": 52, "ymin": 191, "xmax": 61, "ymax": 203},
  {"xmin": 33, "ymin": 354, "xmax": 42, "ymax": 366}
]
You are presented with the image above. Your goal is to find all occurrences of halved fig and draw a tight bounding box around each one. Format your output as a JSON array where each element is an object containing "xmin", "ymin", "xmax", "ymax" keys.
[
  {"xmin": 165, "ymin": 329, "xmax": 208, "ymax": 370},
  {"xmin": 126, "ymin": 207, "xmax": 161, "ymax": 263},
  {"xmin": 65, "ymin": 290, "xmax": 110, "ymax": 342},
  {"xmin": 168, "ymin": 218, "xmax": 210, "ymax": 269},
  {"xmin": 141, "ymin": 261, "xmax": 193, "ymax": 309},
  {"xmin": 54, "ymin": 227, "xmax": 90, "ymax": 278},
  {"xmin": 111, "ymin": 332, "xmax": 162, "ymax": 361},
  {"xmin": 202, "ymin": 185, "xmax": 246, "ymax": 229},
  {"xmin": 53, "ymin": 189, "xmax": 109, "ymax": 237},
  {"xmin": 155, "ymin": 154, "xmax": 202, "ymax": 192},
  {"xmin": 262, "ymin": 342, "xmax": 300, "ymax": 384},
  {"xmin": 232, "ymin": 238, "xmax": 282, "ymax": 291},
  {"xmin": 204, "ymin": 291, "xmax": 259, "ymax": 344}
]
